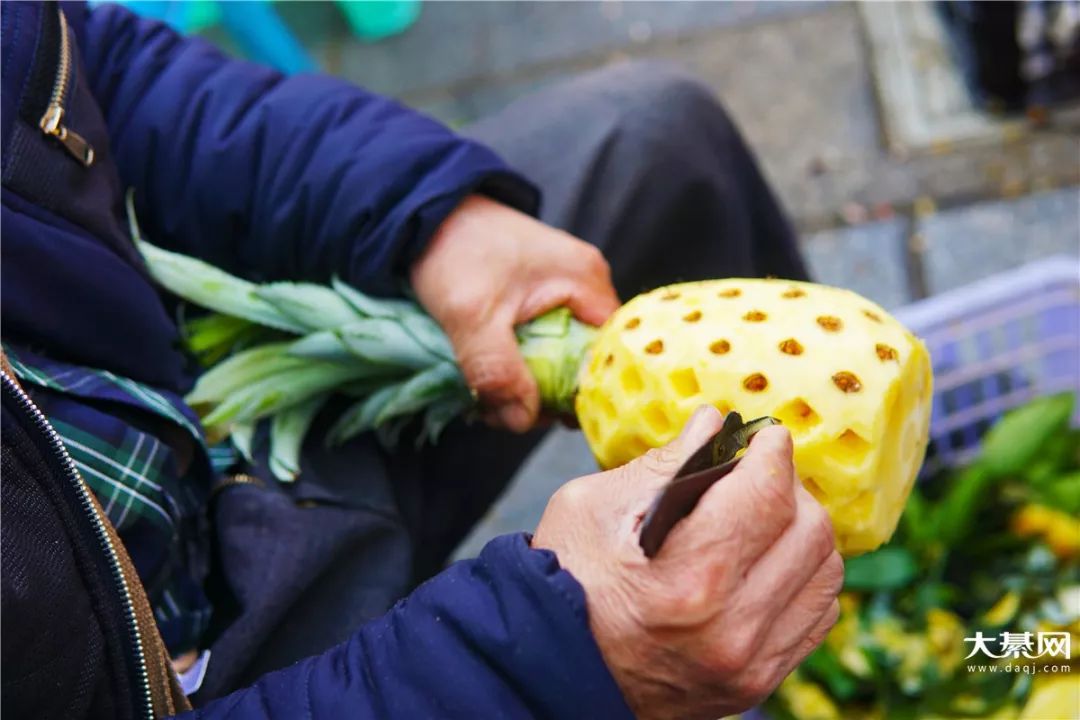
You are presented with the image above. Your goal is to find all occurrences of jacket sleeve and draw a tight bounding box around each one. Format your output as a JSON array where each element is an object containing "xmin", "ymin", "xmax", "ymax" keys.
[
  {"xmin": 177, "ymin": 534, "xmax": 634, "ymax": 720},
  {"xmin": 74, "ymin": 4, "xmax": 539, "ymax": 293}
]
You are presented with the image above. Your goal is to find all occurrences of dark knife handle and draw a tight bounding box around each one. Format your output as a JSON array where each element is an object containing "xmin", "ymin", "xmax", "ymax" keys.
[
  {"xmin": 638, "ymin": 457, "xmax": 741, "ymax": 558},
  {"xmin": 637, "ymin": 414, "xmax": 778, "ymax": 558}
]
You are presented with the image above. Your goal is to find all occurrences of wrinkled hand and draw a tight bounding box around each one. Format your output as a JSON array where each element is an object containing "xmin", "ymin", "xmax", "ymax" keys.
[
  {"xmin": 533, "ymin": 406, "xmax": 843, "ymax": 720},
  {"xmin": 410, "ymin": 195, "xmax": 619, "ymax": 432}
]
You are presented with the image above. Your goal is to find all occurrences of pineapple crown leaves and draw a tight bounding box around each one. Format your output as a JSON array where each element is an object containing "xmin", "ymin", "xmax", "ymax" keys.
[{"xmin": 129, "ymin": 191, "xmax": 590, "ymax": 481}]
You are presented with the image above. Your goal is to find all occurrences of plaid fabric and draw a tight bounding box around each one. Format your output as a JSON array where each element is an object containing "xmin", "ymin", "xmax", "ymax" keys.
[{"xmin": 3, "ymin": 344, "xmax": 222, "ymax": 653}]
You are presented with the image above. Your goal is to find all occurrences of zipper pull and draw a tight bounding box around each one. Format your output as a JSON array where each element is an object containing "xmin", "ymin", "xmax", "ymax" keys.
[{"xmin": 39, "ymin": 104, "xmax": 95, "ymax": 167}]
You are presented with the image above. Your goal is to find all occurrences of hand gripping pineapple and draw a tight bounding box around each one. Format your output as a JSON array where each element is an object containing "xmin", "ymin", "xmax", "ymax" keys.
[
  {"xmin": 140, "ymin": 234, "xmax": 932, "ymax": 557},
  {"xmin": 577, "ymin": 279, "xmax": 933, "ymax": 555}
]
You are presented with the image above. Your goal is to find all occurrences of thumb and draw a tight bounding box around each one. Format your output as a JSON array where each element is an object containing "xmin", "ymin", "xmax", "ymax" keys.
[
  {"xmin": 451, "ymin": 318, "xmax": 539, "ymax": 433},
  {"xmin": 621, "ymin": 405, "xmax": 726, "ymax": 489}
]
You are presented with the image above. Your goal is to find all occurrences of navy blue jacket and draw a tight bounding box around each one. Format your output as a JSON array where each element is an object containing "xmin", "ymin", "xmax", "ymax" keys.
[{"xmin": 0, "ymin": 2, "xmax": 633, "ymax": 717}]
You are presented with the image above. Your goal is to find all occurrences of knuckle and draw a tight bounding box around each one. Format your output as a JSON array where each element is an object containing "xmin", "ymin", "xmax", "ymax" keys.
[
  {"xmin": 738, "ymin": 664, "xmax": 781, "ymax": 703},
  {"xmin": 709, "ymin": 629, "xmax": 757, "ymax": 674},
  {"xmin": 740, "ymin": 670, "xmax": 780, "ymax": 705},
  {"xmin": 580, "ymin": 244, "xmax": 610, "ymax": 277},
  {"xmin": 821, "ymin": 552, "xmax": 845, "ymax": 595},
  {"xmin": 819, "ymin": 599, "xmax": 841, "ymax": 635},
  {"xmin": 638, "ymin": 444, "xmax": 680, "ymax": 477},
  {"xmin": 439, "ymin": 292, "xmax": 484, "ymax": 321},
  {"xmin": 806, "ymin": 507, "xmax": 837, "ymax": 562},
  {"xmin": 804, "ymin": 606, "xmax": 839, "ymax": 654},
  {"xmin": 550, "ymin": 478, "xmax": 591, "ymax": 513},
  {"xmin": 638, "ymin": 568, "xmax": 712, "ymax": 624},
  {"xmin": 462, "ymin": 353, "xmax": 518, "ymax": 395},
  {"xmin": 668, "ymin": 582, "xmax": 711, "ymax": 621}
]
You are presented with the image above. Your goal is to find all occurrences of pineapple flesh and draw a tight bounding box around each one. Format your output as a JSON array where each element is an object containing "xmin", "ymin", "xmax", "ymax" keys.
[{"xmin": 575, "ymin": 278, "xmax": 933, "ymax": 556}]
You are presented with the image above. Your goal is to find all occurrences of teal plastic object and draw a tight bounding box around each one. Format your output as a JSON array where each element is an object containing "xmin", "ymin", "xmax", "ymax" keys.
[
  {"xmin": 103, "ymin": 0, "xmax": 317, "ymax": 74},
  {"xmin": 217, "ymin": 1, "xmax": 317, "ymax": 74},
  {"xmin": 107, "ymin": 1, "xmax": 220, "ymax": 33},
  {"xmin": 337, "ymin": 0, "xmax": 421, "ymax": 40}
]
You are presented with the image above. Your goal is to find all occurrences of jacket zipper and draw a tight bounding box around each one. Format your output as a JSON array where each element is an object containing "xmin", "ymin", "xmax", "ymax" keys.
[
  {"xmin": 38, "ymin": 7, "xmax": 95, "ymax": 167},
  {"xmin": 1, "ymin": 370, "xmax": 152, "ymax": 719}
]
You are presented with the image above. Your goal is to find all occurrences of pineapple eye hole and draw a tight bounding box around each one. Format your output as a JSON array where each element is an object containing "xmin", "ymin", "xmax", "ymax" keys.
[
  {"xmin": 832, "ymin": 371, "xmax": 862, "ymax": 393},
  {"xmin": 624, "ymin": 317, "xmax": 641, "ymax": 330},
  {"xmin": 876, "ymin": 343, "xmax": 898, "ymax": 362},
  {"xmin": 660, "ymin": 290, "xmax": 681, "ymax": 301},
  {"xmin": 586, "ymin": 418, "xmax": 602, "ymax": 443},
  {"xmin": 743, "ymin": 373, "xmax": 769, "ymax": 392},
  {"xmin": 595, "ymin": 393, "xmax": 618, "ymax": 419},
  {"xmin": 644, "ymin": 339, "xmax": 665, "ymax": 355},
  {"xmin": 779, "ymin": 338, "xmax": 804, "ymax": 355},
  {"xmin": 828, "ymin": 429, "xmax": 872, "ymax": 466},
  {"xmin": 802, "ymin": 476, "xmax": 828, "ymax": 504},
  {"xmin": 682, "ymin": 310, "xmax": 703, "ymax": 323},
  {"xmin": 775, "ymin": 398, "xmax": 821, "ymax": 432},
  {"xmin": 863, "ymin": 309, "xmax": 883, "ymax": 323},
  {"xmin": 743, "ymin": 310, "xmax": 768, "ymax": 322},
  {"xmin": 643, "ymin": 402, "xmax": 672, "ymax": 434},
  {"xmin": 621, "ymin": 367, "xmax": 644, "ymax": 393},
  {"xmin": 670, "ymin": 368, "xmax": 700, "ymax": 398},
  {"xmin": 604, "ymin": 353, "xmax": 615, "ymax": 367},
  {"xmin": 718, "ymin": 288, "xmax": 742, "ymax": 298},
  {"xmin": 845, "ymin": 489, "xmax": 875, "ymax": 514},
  {"xmin": 817, "ymin": 316, "xmax": 843, "ymax": 332},
  {"xmin": 709, "ymin": 339, "xmax": 731, "ymax": 355},
  {"xmin": 782, "ymin": 288, "xmax": 806, "ymax": 299},
  {"xmin": 625, "ymin": 435, "xmax": 651, "ymax": 459}
]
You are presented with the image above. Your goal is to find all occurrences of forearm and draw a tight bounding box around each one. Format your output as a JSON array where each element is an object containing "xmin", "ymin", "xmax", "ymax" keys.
[{"xmin": 78, "ymin": 4, "xmax": 538, "ymax": 292}]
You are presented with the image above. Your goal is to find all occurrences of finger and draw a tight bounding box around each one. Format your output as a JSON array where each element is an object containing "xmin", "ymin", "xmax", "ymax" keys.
[
  {"xmin": 564, "ymin": 283, "xmax": 620, "ymax": 327},
  {"xmin": 721, "ymin": 556, "xmax": 841, "ymax": 693},
  {"xmin": 772, "ymin": 593, "xmax": 842, "ymax": 683},
  {"xmin": 763, "ymin": 552, "xmax": 844, "ymax": 661},
  {"xmin": 676, "ymin": 425, "xmax": 798, "ymax": 563},
  {"xmin": 736, "ymin": 485, "xmax": 837, "ymax": 619},
  {"xmin": 609, "ymin": 405, "xmax": 726, "ymax": 495},
  {"xmin": 517, "ymin": 273, "xmax": 619, "ymax": 329},
  {"xmin": 563, "ymin": 246, "xmax": 620, "ymax": 326},
  {"xmin": 451, "ymin": 317, "xmax": 539, "ymax": 433}
]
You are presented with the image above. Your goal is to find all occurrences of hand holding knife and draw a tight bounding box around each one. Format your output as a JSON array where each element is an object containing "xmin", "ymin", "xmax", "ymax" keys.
[{"xmin": 638, "ymin": 412, "xmax": 780, "ymax": 558}]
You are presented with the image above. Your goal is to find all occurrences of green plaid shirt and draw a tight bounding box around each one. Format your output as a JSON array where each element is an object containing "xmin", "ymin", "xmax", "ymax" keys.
[{"xmin": 5, "ymin": 344, "xmax": 235, "ymax": 653}]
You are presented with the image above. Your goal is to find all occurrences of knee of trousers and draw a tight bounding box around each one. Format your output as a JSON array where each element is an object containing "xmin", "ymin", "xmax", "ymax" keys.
[{"xmin": 571, "ymin": 60, "xmax": 739, "ymax": 163}]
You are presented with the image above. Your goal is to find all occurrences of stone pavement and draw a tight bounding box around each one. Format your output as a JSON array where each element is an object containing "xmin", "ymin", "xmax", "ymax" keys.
[{"xmin": 270, "ymin": 1, "xmax": 1079, "ymax": 556}]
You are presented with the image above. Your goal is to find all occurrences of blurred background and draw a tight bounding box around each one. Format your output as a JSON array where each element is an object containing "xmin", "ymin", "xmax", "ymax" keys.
[{"xmin": 120, "ymin": 0, "xmax": 1079, "ymax": 546}]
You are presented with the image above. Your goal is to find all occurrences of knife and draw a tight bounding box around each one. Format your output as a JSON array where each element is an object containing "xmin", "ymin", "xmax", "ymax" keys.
[{"xmin": 638, "ymin": 412, "xmax": 779, "ymax": 558}]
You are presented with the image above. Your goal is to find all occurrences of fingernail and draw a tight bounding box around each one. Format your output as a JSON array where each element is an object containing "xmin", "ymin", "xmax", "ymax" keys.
[{"xmin": 498, "ymin": 402, "xmax": 532, "ymax": 432}]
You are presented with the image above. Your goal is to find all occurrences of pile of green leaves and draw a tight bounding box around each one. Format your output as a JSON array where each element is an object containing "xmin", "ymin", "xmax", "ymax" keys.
[{"xmin": 767, "ymin": 392, "xmax": 1079, "ymax": 720}]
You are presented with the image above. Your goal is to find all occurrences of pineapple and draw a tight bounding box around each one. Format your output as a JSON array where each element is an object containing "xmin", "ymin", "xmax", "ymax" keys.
[
  {"xmin": 136, "ymin": 229, "xmax": 931, "ymax": 556},
  {"xmin": 575, "ymin": 279, "xmax": 933, "ymax": 555}
]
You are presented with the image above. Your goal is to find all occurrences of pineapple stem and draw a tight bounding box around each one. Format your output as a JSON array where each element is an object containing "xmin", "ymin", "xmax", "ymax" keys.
[{"xmin": 517, "ymin": 308, "xmax": 596, "ymax": 416}]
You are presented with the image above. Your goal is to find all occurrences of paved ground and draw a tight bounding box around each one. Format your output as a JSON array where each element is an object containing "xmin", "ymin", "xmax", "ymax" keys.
[{"xmin": 272, "ymin": 1, "xmax": 1080, "ymax": 556}]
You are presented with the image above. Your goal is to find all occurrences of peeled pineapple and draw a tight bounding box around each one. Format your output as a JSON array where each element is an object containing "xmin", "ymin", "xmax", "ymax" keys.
[
  {"xmin": 138, "ymin": 239, "xmax": 932, "ymax": 552},
  {"xmin": 575, "ymin": 278, "xmax": 933, "ymax": 556}
]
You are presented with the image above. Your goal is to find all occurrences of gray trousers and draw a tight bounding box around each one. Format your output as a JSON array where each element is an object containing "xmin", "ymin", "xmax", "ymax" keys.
[{"xmin": 199, "ymin": 61, "xmax": 806, "ymax": 700}]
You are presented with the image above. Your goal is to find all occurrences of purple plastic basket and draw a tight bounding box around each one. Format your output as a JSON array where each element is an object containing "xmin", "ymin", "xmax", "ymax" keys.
[{"xmin": 894, "ymin": 255, "xmax": 1080, "ymax": 476}]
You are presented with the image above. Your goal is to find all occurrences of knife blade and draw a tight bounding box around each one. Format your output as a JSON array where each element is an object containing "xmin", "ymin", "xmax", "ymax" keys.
[{"xmin": 638, "ymin": 412, "xmax": 779, "ymax": 558}]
